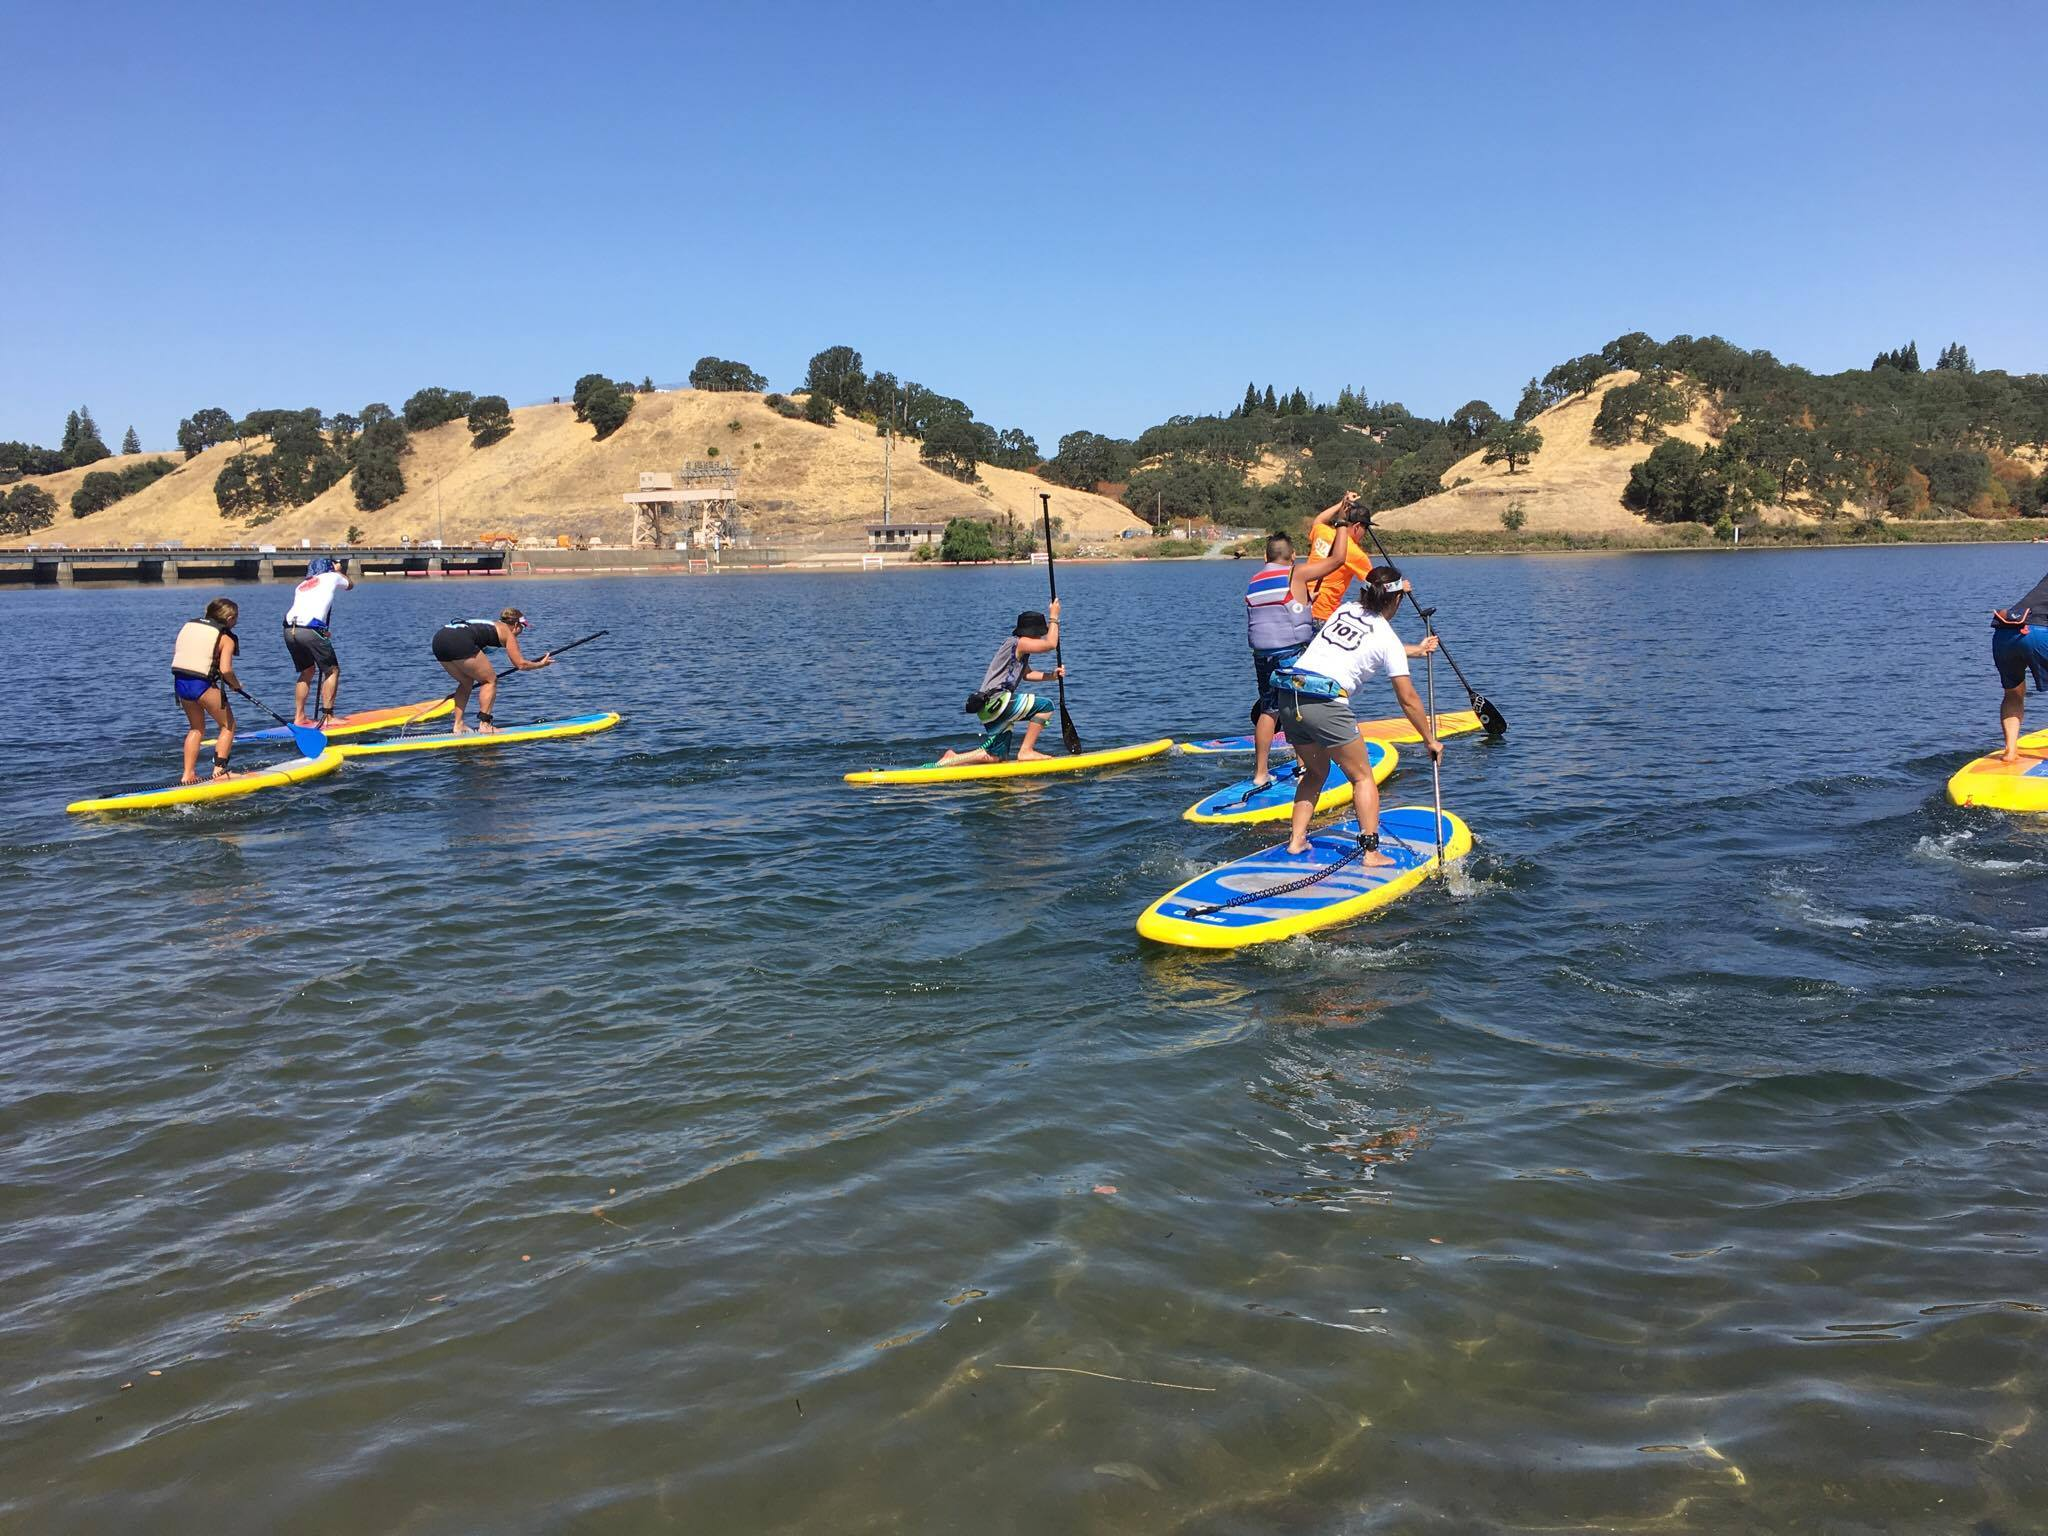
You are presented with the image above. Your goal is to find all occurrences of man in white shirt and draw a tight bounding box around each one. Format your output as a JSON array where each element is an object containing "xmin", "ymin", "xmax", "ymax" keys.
[
  {"xmin": 282, "ymin": 555, "xmax": 354, "ymax": 724},
  {"xmin": 1269, "ymin": 566, "xmax": 1442, "ymax": 860}
]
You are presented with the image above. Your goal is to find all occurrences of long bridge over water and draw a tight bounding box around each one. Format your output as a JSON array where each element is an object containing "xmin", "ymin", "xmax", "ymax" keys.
[{"xmin": 0, "ymin": 545, "xmax": 510, "ymax": 586}]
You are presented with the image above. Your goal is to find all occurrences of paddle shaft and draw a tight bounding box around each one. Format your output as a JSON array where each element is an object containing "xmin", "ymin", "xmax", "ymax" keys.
[
  {"xmin": 1359, "ymin": 520, "xmax": 1503, "ymax": 731},
  {"xmin": 1039, "ymin": 493, "xmax": 1081, "ymax": 752},
  {"xmin": 1424, "ymin": 614, "xmax": 1444, "ymax": 873}
]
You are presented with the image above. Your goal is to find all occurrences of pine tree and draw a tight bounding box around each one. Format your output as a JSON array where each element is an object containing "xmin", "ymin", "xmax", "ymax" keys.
[
  {"xmin": 121, "ymin": 425, "xmax": 140, "ymax": 454},
  {"xmin": 1241, "ymin": 382, "xmax": 1260, "ymax": 417},
  {"xmin": 1262, "ymin": 385, "xmax": 1278, "ymax": 413},
  {"xmin": 62, "ymin": 411, "xmax": 81, "ymax": 454},
  {"xmin": 1288, "ymin": 387, "xmax": 1309, "ymax": 415}
]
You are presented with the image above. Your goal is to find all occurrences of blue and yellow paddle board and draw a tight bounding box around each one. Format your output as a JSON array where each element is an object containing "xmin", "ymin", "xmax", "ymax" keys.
[
  {"xmin": 1946, "ymin": 726, "xmax": 2048, "ymax": 812},
  {"xmin": 335, "ymin": 712, "xmax": 621, "ymax": 757},
  {"xmin": 67, "ymin": 749, "xmax": 345, "ymax": 814},
  {"xmin": 1180, "ymin": 709, "xmax": 1484, "ymax": 755},
  {"xmin": 845, "ymin": 738, "xmax": 1174, "ymax": 784},
  {"xmin": 1137, "ymin": 806, "xmax": 1471, "ymax": 949},
  {"xmin": 1183, "ymin": 741, "xmax": 1396, "ymax": 824}
]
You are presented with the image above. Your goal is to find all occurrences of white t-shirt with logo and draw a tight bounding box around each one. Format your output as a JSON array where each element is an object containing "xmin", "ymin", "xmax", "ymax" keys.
[
  {"xmin": 1293, "ymin": 601, "xmax": 1409, "ymax": 694},
  {"xmin": 285, "ymin": 571, "xmax": 348, "ymax": 628}
]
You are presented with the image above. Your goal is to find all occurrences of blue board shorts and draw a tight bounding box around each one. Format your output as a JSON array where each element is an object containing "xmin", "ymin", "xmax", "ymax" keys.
[
  {"xmin": 977, "ymin": 691, "xmax": 1054, "ymax": 756},
  {"xmin": 1993, "ymin": 621, "xmax": 2048, "ymax": 691}
]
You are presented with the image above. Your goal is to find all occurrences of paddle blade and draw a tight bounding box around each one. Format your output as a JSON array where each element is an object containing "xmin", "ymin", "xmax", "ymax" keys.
[
  {"xmin": 290, "ymin": 724, "xmax": 329, "ymax": 758},
  {"xmin": 1058, "ymin": 704, "xmax": 1082, "ymax": 755},
  {"xmin": 1472, "ymin": 693, "xmax": 1508, "ymax": 737}
]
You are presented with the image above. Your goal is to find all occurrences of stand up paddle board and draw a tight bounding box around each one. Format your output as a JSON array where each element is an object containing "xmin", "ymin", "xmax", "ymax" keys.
[
  {"xmin": 224, "ymin": 697, "xmax": 454, "ymax": 746},
  {"xmin": 1946, "ymin": 726, "xmax": 2048, "ymax": 811},
  {"xmin": 335, "ymin": 712, "xmax": 621, "ymax": 757},
  {"xmin": 1137, "ymin": 806, "xmax": 1471, "ymax": 949},
  {"xmin": 1184, "ymin": 740, "xmax": 1397, "ymax": 825},
  {"xmin": 67, "ymin": 749, "xmax": 344, "ymax": 814},
  {"xmin": 845, "ymin": 738, "xmax": 1174, "ymax": 784},
  {"xmin": 1181, "ymin": 709, "xmax": 1484, "ymax": 755}
]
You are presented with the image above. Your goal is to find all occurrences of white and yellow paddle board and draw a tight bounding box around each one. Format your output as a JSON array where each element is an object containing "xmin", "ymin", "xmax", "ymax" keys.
[
  {"xmin": 846, "ymin": 737, "xmax": 1174, "ymax": 784},
  {"xmin": 1183, "ymin": 741, "xmax": 1397, "ymax": 824},
  {"xmin": 67, "ymin": 749, "xmax": 345, "ymax": 814}
]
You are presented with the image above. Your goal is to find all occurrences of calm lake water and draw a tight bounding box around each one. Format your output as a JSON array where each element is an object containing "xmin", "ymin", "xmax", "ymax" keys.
[{"xmin": 2, "ymin": 548, "xmax": 2045, "ymax": 1533}]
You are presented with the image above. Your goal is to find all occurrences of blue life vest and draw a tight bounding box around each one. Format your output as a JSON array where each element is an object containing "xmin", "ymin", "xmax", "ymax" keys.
[{"xmin": 1246, "ymin": 562, "xmax": 1313, "ymax": 653}]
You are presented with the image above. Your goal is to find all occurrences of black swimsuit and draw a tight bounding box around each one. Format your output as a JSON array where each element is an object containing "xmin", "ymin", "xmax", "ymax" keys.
[{"xmin": 431, "ymin": 619, "xmax": 503, "ymax": 663}]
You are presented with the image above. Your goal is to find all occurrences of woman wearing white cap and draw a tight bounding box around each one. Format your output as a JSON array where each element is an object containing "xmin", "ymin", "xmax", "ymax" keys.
[{"xmin": 429, "ymin": 607, "xmax": 553, "ymax": 733}]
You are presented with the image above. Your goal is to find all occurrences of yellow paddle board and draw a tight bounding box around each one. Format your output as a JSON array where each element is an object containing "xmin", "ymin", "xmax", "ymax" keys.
[
  {"xmin": 1946, "ymin": 726, "xmax": 2048, "ymax": 812},
  {"xmin": 1179, "ymin": 709, "xmax": 1483, "ymax": 754},
  {"xmin": 67, "ymin": 749, "xmax": 344, "ymax": 814},
  {"xmin": 845, "ymin": 738, "xmax": 1175, "ymax": 784},
  {"xmin": 1183, "ymin": 741, "xmax": 1397, "ymax": 824},
  {"xmin": 336, "ymin": 713, "xmax": 621, "ymax": 757},
  {"xmin": 215, "ymin": 697, "xmax": 453, "ymax": 747}
]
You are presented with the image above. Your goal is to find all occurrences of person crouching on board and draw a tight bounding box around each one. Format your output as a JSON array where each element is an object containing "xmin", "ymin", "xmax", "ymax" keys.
[
  {"xmin": 1991, "ymin": 565, "xmax": 2048, "ymax": 761},
  {"xmin": 430, "ymin": 608, "xmax": 553, "ymax": 735},
  {"xmin": 283, "ymin": 555, "xmax": 354, "ymax": 725},
  {"xmin": 1245, "ymin": 516, "xmax": 1368, "ymax": 789},
  {"xmin": 171, "ymin": 597, "xmax": 245, "ymax": 784},
  {"xmin": 1269, "ymin": 568, "xmax": 1441, "ymax": 865},
  {"xmin": 938, "ymin": 600, "xmax": 1067, "ymax": 766}
]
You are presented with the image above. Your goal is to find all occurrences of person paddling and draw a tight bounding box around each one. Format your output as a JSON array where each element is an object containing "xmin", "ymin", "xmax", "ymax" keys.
[
  {"xmin": 938, "ymin": 600, "xmax": 1067, "ymax": 766},
  {"xmin": 171, "ymin": 597, "xmax": 244, "ymax": 784},
  {"xmin": 1991, "ymin": 565, "xmax": 2048, "ymax": 761},
  {"xmin": 1245, "ymin": 518, "xmax": 1368, "ymax": 788},
  {"xmin": 1270, "ymin": 567, "xmax": 1442, "ymax": 863},
  {"xmin": 283, "ymin": 555, "xmax": 354, "ymax": 725},
  {"xmin": 430, "ymin": 608, "xmax": 553, "ymax": 734},
  {"xmin": 1306, "ymin": 492, "xmax": 1381, "ymax": 625}
]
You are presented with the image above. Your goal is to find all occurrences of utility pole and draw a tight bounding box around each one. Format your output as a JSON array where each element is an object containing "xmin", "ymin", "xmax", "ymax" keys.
[{"xmin": 882, "ymin": 424, "xmax": 892, "ymax": 525}]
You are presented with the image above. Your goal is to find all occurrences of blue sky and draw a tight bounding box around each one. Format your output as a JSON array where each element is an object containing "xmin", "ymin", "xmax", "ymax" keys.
[{"xmin": 4, "ymin": 1, "xmax": 2044, "ymax": 453}]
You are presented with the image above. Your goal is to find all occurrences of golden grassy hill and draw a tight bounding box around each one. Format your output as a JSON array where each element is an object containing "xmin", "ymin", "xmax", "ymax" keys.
[
  {"xmin": 1377, "ymin": 371, "xmax": 1718, "ymax": 535},
  {"xmin": 6, "ymin": 391, "xmax": 1146, "ymax": 549},
  {"xmin": 6, "ymin": 449, "xmax": 181, "ymax": 508}
]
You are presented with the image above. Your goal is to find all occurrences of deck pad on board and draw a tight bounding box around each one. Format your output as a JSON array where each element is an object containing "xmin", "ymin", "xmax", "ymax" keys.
[
  {"xmin": 1137, "ymin": 806, "xmax": 1471, "ymax": 948},
  {"xmin": 224, "ymin": 698, "xmax": 454, "ymax": 745},
  {"xmin": 1183, "ymin": 740, "xmax": 1395, "ymax": 824}
]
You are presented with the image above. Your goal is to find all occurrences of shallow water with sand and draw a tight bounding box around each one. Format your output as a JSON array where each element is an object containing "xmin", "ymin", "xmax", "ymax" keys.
[{"xmin": 2, "ymin": 548, "xmax": 2044, "ymax": 1532}]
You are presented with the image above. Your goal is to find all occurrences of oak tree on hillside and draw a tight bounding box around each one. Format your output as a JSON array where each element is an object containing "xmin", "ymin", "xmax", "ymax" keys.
[
  {"xmin": 468, "ymin": 395, "xmax": 514, "ymax": 448},
  {"xmin": 689, "ymin": 356, "xmax": 770, "ymax": 392},
  {"xmin": 403, "ymin": 388, "xmax": 476, "ymax": 432},
  {"xmin": 801, "ymin": 390, "xmax": 836, "ymax": 427},
  {"xmin": 121, "ymin": 426, "xmax": 140, "ymax": 455},
  {"xmin": 584, "ymin": 380, "xmax": 634, "ymax": 440},
  {"xmin": 176, "ymin": 407, "xmax": 237, "ymax": 459},
  {"xmin": 802, "ymin": 346, "xmax": 866, "ymax": 412},
  {"xmin": 1480, "ymin": 419, "xmax": 1543, "ymax": 474},
  {"xmin": 0, "ymin": 440, "xmax": 66, "ymax": 475},
  {"xmin": 1450, "ymin": 399, "xmax": 1501, "ymax": 442},
  {"xmin": 1512, "ymin": 380, "xmax": 1550, "ymax": 423},
  {"xmin": 920, "ymin": 416, "xmax": 981, "ymax": 483},
  {"xmin": 352, "ymin": 447, "xmax": 405, "ymax": 511},
  {"xmin": 1, "ymin": 483, "xmax": 58, "ymax": 535}
]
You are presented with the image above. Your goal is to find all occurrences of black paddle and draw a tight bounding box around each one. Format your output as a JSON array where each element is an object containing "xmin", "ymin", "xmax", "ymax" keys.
[
  {"xmin": 1038, "ymin": 492, "xmax": 1082, "ymax": 753},
  {"xmin": 398, "ymin": 629, "xmax": 610, "ymax": 735},
  {"xmin": 1359, "ymin": 518, "xmax": 1507, "ymax": 737},
  {"xmin": 229, "ymin": 685, "xmax": 327, "ymax": 758}
]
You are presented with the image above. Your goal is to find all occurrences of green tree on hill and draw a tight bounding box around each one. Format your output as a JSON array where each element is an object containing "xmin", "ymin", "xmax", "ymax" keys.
[
  {"xmin": 585, "ymin": 381, "xmax": 634, "ymax": 440},
  {"xmin": 0, "ymin": 440, "xmax": 66, "ymax": 474},
  {"xmin": 176, "ymin": 407, "xmax": 237, "ymax": 459},
  {"xmin": 403, "ymin": 387, "xmax": 476, "ymax": 431},
  {"xmin": 1512, "ymin": 379, "xmax": 1550, "ymax": 423},
  {"xmin": 64, "ymin": 407, "xmax": 110, "ymax": 467},
  {"xmin": 801, "ymin": 390, "xmax": 836, "ymax": 427},
  {"xmin": 920, "ymin": 416, "xmax": 981, "ymax": 482},
  {"xmin": 938, "ymin": 517, "xmax": 998, "ymax": 563},
  {"xmin": 1543, "ymin": 354, "xmax": 1607, "ymax": 399},
  {"xmin": 468, "ymin": 395, "xmax": 514, "ymax": 448},
  {"xmin": 1240, "ymin": 382, "xmax": 1261, "ymax": 416},
  {"xmin": 1450, "ymin": 399, "xmax": 1501, "ymax": 442},
  {"xmin": 1601, "ymin": 332, "xmax": 1656, "ymax": 372},
  {"xmin": 1043, "ymin": 430, "xmax": 1135, "ymax": 490},
  {"xmin": 1872, "ymin": 341, "xmax": 1921, "ymax": 373},
  {"xmin": 352, "ymin": 448, "xmax": 405, "ymax": 511},
  {"xmin": 1262, "ymin": 385, "xmax": 1278, "ymax": 413},
  {"xmin": 1935, "ymin": 342, "xmax": 1974, "ymax": 374},
  {"xmin": 121, "ymin": 426, "xmax": 140, "ymax": 455},
  {"xmin": 803, "ymin": 346, "xmax": 867, "ymax": 412},
  {"xmin": 1591, "ymin": 371, "xmax": 1689, "ymax": 446},
  {"xmin": 1, "ymin": 483, "xmax": 58, "ymax": 535},
  {"xmin": 1481, "ymin": 419, "xmax": 1542, "ymax": 473},
  {"xmin": 690, "ymin": 356, "xmax": 769, "ymax": 392}
]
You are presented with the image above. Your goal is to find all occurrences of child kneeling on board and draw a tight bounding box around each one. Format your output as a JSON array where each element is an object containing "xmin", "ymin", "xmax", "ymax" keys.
[{"xmin": 939, "ymin": 600, "xmax": 1067, "ymax": 766}]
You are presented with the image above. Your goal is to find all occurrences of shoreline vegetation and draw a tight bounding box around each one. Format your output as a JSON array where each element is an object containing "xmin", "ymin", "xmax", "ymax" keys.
[{"xmin": 5, "ymin": 333, "xmax": 2046, "ymax": 563}]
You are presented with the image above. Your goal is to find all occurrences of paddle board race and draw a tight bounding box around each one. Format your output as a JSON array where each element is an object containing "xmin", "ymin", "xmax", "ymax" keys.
[
  {"xmin": 1183, "ymin": 739, "xmax": 1396, "ymax": 823},
  {"xmin": 12, "ymin": 14, "xmax": 2048, "ymax": 1523},
  {"xmin": 1139, "ymin": 806, "xmax": 1471, "ymax": 948}
]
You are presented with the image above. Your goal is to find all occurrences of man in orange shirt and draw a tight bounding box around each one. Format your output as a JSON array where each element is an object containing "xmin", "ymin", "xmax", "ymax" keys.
[{"xmin": 1306, "ymin": 491, "xmax": 1380, "ymax": 623}]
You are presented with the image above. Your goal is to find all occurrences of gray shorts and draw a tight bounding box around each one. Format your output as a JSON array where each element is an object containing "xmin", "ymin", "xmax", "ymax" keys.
[{"xmin": 1277, "ymin": 693, "xmax": 1357, "ymax": 751}]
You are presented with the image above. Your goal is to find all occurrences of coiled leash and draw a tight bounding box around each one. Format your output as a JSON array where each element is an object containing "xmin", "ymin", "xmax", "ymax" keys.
[{"xmin": 1185, "ymin": 822, "xmax": 1424, "ymax": 919}]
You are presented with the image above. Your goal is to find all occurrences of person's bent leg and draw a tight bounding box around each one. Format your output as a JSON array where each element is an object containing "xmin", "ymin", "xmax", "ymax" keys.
[
  {"xmin": 293, "ymin": 666, "xmax": 315, "ymax": 725},
  {"xmin": 206, "ymin": 692, "xmax": 237, "ymax": 776},
  {"xmin": 1332, "ymin": 738, "xmax": 1389, "ymax": 865},
  {"xmin": 1017, "ymin": 718, "xmax": 1050, "ymax": 760},
  {"xmin": 476, "ymin": 672, "xmax": 499, "ymax": 732},
  {"xmin": 319, "ymin": 662, "xmax": 340, "ymax": 719},
  {"xmin": 1287, "ymin": 743, "xmax": 1332, "ymax": 854},
  {"xmin": 180, "ymin": 699, "xmax": 205, "ymax": 784},
  {"xmin": 441, "ymin": 660, "xmax": 474, "ymax": 732}
]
